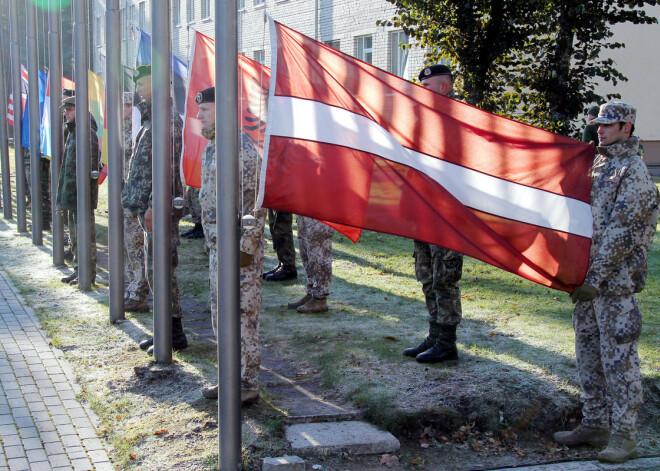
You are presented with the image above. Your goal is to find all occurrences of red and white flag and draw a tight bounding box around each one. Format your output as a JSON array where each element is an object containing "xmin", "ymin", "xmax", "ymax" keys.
[
  {"xmin": 259, "ymin": 21, "xmax": 595, "ymax": 291},
  {"xmin": 6, "ymin": 65, "xmax": 29, "ymax": 126}
]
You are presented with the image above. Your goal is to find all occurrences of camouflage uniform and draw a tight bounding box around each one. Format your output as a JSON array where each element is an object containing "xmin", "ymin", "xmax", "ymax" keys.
[
  {"xmin": 267, "ymin": 210, "xmax": 296, "ymax": 269},
  {"xmin": 122, "ymin": 114, "xmax": 149, "ymax": 302},
  {"xmin": 186, "ymin": 187, "xmax": 202, "ymax": 225},
  {"xmin": 574, "ymin": 131, "xmax": 659, "ymax": 439},
  {"xmin": 56, "ymin": 116, "xmax": 100, "ymax": 277},
  {"xmin": 24, "ymin": 149, "xmax": 52, "ymax": 226},
  {"xmin": 199, "ymin": 127, "xmax": 266, "ymax": 391},
  {"xmin": 121, "ymin": 99, "xmax": 184, "ymax": 317},
  {"xmin": 297, "ymin": 216, "xmax": 333, "ymax": 299}
]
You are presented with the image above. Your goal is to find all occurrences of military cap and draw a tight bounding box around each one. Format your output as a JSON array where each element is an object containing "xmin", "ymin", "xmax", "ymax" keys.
[
  {"xmin": 418, "ymin": 64, "xmax": 453, "ymax": 82},
  {"xmin": 123, "ymin": 91, "xmax": 135, "ymax": 105},
  {"xmin": 195, "ymin": 87, "xmax": 215, "ymax": 105},
  {"xmin": 587, "ymin": 105, "xmax": 600, "ymax": 116},
  {"xmin": 133, "ymin": 65, "xmax": 152, "ymax": 83},
  {"xmin": 61, "ymin": 96, "xmax": 76, "ymax": 109},
  {"xmin": 590, "ymin": 102, "xmax": 637, "ymax": 125},
  {"xmin": 63, "ymin": 88, "xmax": 75, "ymax": 97}
]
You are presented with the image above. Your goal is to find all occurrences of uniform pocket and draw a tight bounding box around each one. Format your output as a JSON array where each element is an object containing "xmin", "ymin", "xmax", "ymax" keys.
[{"xmin": 614, "ymin": 301, "xmax": 642, "ymax": 345}]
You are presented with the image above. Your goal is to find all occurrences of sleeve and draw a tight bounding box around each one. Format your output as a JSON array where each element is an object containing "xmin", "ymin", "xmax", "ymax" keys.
[{"xmin": 239, "ymin": 133, "xmax": 267, "ymax": 255}]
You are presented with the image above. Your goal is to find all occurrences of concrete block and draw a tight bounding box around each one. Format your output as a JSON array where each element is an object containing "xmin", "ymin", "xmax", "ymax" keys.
[
  {"xmin": 285, "ymin": 421, "xmax": 399, "ymax": 456},
  {"xmin": 261, "ymin": 455, "xmax": 305, "ymax": 471}
]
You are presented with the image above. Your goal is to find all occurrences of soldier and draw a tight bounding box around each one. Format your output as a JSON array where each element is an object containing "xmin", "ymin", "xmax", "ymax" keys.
[
  {"xmin": 122, "ymin": 91, "xmax": 150, "ymax": 312},
  {"xmin": 402, "ymin": 65, "xmax": 464, "ymax": 364},
  {"xmin": 122, "ymin": 65, "xmax": 188, "ymax": 354},
  {"xmin": 554, "ymin": 102, "xmax": 659, "ymax": 464},
  {"xmin": 24, "ymin": 148, "xmax": 52, "ymax": 231},
  {"xmin": 583, "ymin": 105, "xmax": 600, "ymax": 147},
  {"xmin": 181, "ymin": 187, "xmax": 204, "ymax": 239},
  {"xmin": 56, "ymin": 96, "xmax": 100, "ymax": 285},
  {"xmin": 286, "ymin": 216, "xmax": 333, "ymax": 313},
  {"xmin": 262, "ymin": 210, "xmax": 298, "ymax": 281},
  {"xmin": 195, "ymin": 87, "xmax": 266, "ymax": 404}
]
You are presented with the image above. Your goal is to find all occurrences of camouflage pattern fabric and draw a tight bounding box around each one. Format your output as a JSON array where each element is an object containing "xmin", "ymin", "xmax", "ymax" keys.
[
  {"xmin": 200, "ymin": 127, "xmax": 266, "ymax": 390},
  {"xmin": 413, "ymin": 241, "xmax": 462, "ymax": 326},
  {"xmin": 122, "ymin": 115, "xmax": 133, "ymax": 182},
  {"xmin": 297, "ymin": 216, "xmax": 333, "ymax": 299},
  {"xmin": 124, "ymin": 214, "xmax": 149, "ymax": 302},
  {"xmin": 573, "ymin": 134, "xmax": 659, "ymax": 438},
  {"xmin": 267, "ymin": 209, "xmax": 296, "ymax": 268},
  {"xmin": 67, "ymin": 209, "xmax": 97, "ymax": 279},
  {"xmin": 186, "ymin": 187, "xmax": 202, "ymax": 224},
  {"xmin": 590, "ymin": 102, "xmax": 637, "ymax": 125},
  {"xmin": 24, "ymin": 152, "xmax": 52, "ymax": 225}
]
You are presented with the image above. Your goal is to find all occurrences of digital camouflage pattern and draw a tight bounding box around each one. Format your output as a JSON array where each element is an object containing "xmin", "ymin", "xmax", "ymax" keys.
[
  {"xmin": 67, "ymin": 209, "xmax": 97, "ymax": 279},
  {"xmin": 590, "ymin": 102, "xmax": 637, "ymax": 125},
  {"xmin": 199, "ymin": 127, "xmax": 266, "ymax": 390},
  {"xmin": 267, "ymin": 209, "xmax": 296, "ymax": 268},
  {"xmin": 297, "ymin": 216, "xmax": 333, "ymax": 299},
  {"xmin": 413, "ymin": 241, "xmax": 463, "ymax": 326},
  {"xmin": 124, "ymin": 215, "xmax": 148, "ymax": 302},
  {"xmin": 23, "ymin": 151, "xmax": 51, "ymax": 225},
  {"xmin": 186, "ymin": 187, "xmax": 202, "ymax": 224},
  {"xmin": 574, "ymin": 134, "xmax": 659, "ymax": 439},
  {"xmin": 122, "ymin": 115, "xmax": 133, "ymax": 182}
]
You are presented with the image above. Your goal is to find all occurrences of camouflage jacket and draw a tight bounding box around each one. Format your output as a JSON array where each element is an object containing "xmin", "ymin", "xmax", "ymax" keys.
[
  {"xmin": 584, "ymin": 136, "xmax": 659, "ymax": 295},
  {"xmin": 121, "ymin": 100, "xmax": 183, "ymax": 212},
  {"xmin": 56, "ymin": 116, "xmax": 100, "ymax": 211},
  {"xmin": 199, "ymin": 127, "xmax": 266, "ymax": 253},
  {"xmin": 122, "ymin": 115, "xmax": 133, "ymax": 183}
]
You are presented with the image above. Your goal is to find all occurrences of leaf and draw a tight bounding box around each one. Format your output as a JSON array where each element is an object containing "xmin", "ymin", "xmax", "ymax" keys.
[
  {"xmin": 409, "ymin": 457, "xmax": 425, "ymax": 466},
  {"xmin": 380, "ymin": 454, "xmax": 400, "ymax": 467},
  {"xmin": 154, "ymin": 429, "xmax": 168, "ymax": 435},
  {"xmin": 383, "ymin": 335, "xmax": 397, "ymax": 341},
  {"xmin": 129, "ymin": 454, "xmax": 136, "ymax": 460}
]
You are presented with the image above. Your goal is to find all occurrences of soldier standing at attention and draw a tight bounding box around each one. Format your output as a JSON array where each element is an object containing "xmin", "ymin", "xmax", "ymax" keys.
[
  {"xmin": 57, "ymin": 96, "xmax": 100, "ymax": 285},
  {"xmin": 122, "ymin": 65, "xmax": 188, "ymax": 354},
  {"xmin": 403, "ymin": 64, "xmax": 463, "ymax": 364},
  {"xmin": 122, "ymin": 91, "xmax": 149, "ymax": 313},
  {"xmin": 181, "ymin": 186, "xmax": 204, "ymax": 239},
  {"xmin": 195, "ymin": 87, "xmax": 266, "ymax": 404},
  {"xmin": 554, "ymin": 102, "xmax": 659, "ymax": 464},
  {"xmin": 262, "ymin": 210, "xmax": 298, "ymax": 281}
]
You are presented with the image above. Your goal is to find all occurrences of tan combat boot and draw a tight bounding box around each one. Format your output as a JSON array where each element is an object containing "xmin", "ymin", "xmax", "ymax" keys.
[
  {"xmin": 553, "ymin": 423, "xmax": 610, "ymax": 447},
  {"xmin": 241, "ymin": 389, "xmax": 259, "ymax": 405},
  {"xmin": 597, "ymin": 433, "xmax": 638, "ymax": 463},
  {"xmin": 124, "ymin": 298, "xmax": 150, "ymax": 312},
  {"xmin": 287, "ymin": 294, "xmax": 312, "ymax": 309},
  {"xmin": 297, "ymin": 296, "xmax": 328, "ymax": 314}
]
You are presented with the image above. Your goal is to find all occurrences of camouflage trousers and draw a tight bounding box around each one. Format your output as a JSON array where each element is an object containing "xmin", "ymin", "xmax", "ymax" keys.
[
  {"xmin": 186, "ymin": 187, "xmax": 201, "ymax": 225},
  {"xmin": 138, "ymin": 212, "xmax": 182, "ymax": 318},
  {"xmin": 573, "ymin": 295, "xmax": 643, "ymax": 438},
  {"xmin": 124, "ymin": 213, "xmax": 149, "ymax": 302},
  {"xmin": 413, "ymin": 241, "xmax": 462, "ymax": 326},
  {"xmin": 209, "ymin": 237, "xmax": 264, "ymax": 390},
  {"xmin": 267, "ymin": 209, "xmax": 296, "ymax": 268},
  {"xmin": 66, "ymin": 209, "xmax": 97, "ymax": 279},
  {"xmin": 297, "ymin": 216, "xmax": 333, "ymax": 299},
  {"xmin": 25, "ymin": 156, "xmax": 52, "ymax": 225}
]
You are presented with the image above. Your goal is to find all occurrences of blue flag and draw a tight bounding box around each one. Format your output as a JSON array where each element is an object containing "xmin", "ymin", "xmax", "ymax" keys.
[{"xmin": 22, "ymin": 70, "xmax": 48, "ymax": 151}]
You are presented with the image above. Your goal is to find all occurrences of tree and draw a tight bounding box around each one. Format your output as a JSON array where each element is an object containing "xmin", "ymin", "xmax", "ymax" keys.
[{"xmin": 380, "ymin": 0, "xmax": 658, "ymax": 136}]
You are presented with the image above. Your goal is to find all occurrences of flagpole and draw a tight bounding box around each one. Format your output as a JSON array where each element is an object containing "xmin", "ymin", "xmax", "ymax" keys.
[
  {"xmin": 0, "ymin": 24, "xmax": 12, "ymax": 220},
  {"xmin": 48, "ymin": 2, "xmax": 65, "ymax": 267},
  {"xmin": 106, "ymin": 0, "xmax": 124, "ymax": 323},
  {"xmin": 152, "ymin": 2, "xmax": 173, "ymax": 362},
  {"xmin": 73, "ymin": 0, "xmax": 93, "ymax": 290},
  {"xmin": 216, "ymin": 2, "xmax": 242, "ymax": 469}
]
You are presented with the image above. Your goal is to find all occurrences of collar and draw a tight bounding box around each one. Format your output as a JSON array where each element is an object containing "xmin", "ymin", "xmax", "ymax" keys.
[
  {"xmin": 597, "ymin": 136, "xmax": 639, "ymax": 159},
  {"xmin": 201, "ymin": 126, "xmax": 215, "ymax": 141}
]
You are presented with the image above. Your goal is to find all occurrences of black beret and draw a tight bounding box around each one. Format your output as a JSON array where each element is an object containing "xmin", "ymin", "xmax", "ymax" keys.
[
  {"xmin": 195, "ymin": 87, "xmax": 215, "ymax": 105},
  {"xmin": 418, "ymin": 64, "xmax": 453, "ymax": 82},
  {"xmin": 61, "ymin": 96, "xmax": 76, "ymax": 109},
  {"xmin": 62, "ymin": 88, "xmax": 75, "ymax": 97},
  {"xmin": 133, "ymin": 65, "xmax": 152, "ymax": 83}
]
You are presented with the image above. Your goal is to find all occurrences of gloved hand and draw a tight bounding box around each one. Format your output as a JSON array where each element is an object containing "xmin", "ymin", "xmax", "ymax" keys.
[
  {"xmin": 239, "ymin": 251, "xmax": 253, "ymax": 268},
  {"xmin": 571, "ymin": 284, "xmax": 598, "ymax": 304}
]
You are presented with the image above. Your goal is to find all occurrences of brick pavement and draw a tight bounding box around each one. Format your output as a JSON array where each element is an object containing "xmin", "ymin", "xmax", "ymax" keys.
[{"xmin": 0, "ymin": 269, "xmax": 113, "ymax": 471}]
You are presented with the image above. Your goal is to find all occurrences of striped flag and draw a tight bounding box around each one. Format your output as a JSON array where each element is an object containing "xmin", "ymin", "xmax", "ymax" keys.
[
  {"xmin": 259, "ymin": 21, "xmax": 595, "ymax": 291},
  {"xmin": 7, "ymin": 65, "xmax": 29, "ymax": 127},
  {"xmin": 40, "ymin": 74, "xmax": 75, "ymax": 158}
]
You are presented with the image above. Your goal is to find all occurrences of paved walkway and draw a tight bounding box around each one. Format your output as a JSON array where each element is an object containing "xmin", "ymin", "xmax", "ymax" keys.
[{"xmin": 0, "ymin": 269, "xmax": 112, "ymax": 471}]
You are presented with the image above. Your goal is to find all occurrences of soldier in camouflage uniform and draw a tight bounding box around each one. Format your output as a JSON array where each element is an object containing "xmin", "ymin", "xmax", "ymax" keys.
[
  {"xmin": 554, "ymin": 102, "xmax": 659, "ymax": 464},
  {"xmin": 263, "ymin": 210, "xmax": 297, "ymax": 281},
  {"xmin": 56, "ymin": 96, "xmax": 99, "ymax": 285},
  {"xmin": 122, "ymin": 92, "xmax": 150, "ymax": 312},
  {"xmin": 287, "ymin": 216, "xmax": 333, "ymax": 313},
  {"xmin": 24, "ymin": 148, "xmax": 52, "ymax": 230},
  {"xmin": 122, "ymin": 66, "xmax": 187, "ymax": 354},
  {"xmin": 195, "ymin": 88, "xmax": 266, "ymax": 404},
  {"xmin": 181, "ymin": 187, "xmax": 204, "ymax": 239},
  {"xmin": 403, "ymin": 65, "xmax": 463, "ymax": 364}
]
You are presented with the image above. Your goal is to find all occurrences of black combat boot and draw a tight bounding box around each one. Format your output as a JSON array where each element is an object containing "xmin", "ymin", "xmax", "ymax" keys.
[
  {"xmin": 416, "ymin": 324, "xmax": 458, "ymax": 363},
  {"xmin": 145, "ymin": 318, "xmax": 189, "ymax": 355},
  {"xmin": 264, "ymin": 264, "xmax": 297, "ymax": 282},
  {"xmin": 403, "ymin": 322, "xmax": 441, "ymax": 357},
  {"xmin": 263, "ymin": 263, "xmax": 282, "ymax": 280},
  {"xmin": 187, "ymin": 223, "xmax": 204, "ymax": 239}
]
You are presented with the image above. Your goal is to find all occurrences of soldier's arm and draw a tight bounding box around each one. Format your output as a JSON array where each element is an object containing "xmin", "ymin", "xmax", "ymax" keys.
[{"xmin": 239, "ymin": 133, "xmax": 266, "ymax": 256}]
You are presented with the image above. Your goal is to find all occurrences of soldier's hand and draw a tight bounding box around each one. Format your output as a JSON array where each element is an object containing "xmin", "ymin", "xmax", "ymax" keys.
[
  {"xmin": 145, "ymin": 207, "xmax": 153, "ymax": 233},
  {"xmin": 570, "ymin": 284, "xmax": 598, "ymax": 304},
  {"xmin": 239, "ymin": 251, "xmax": 253, "ymax": 268}
]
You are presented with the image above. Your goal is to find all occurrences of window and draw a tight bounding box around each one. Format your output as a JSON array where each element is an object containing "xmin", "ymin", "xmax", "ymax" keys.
[
  {"xmin": 324, "ymin": 39, "xmax": 340, "ymax": 50},
  {"xmin": 121, "ymin": 8, "xmax": 127, "ymax": 40},
  {"xmin": 173, "ymin": 0, "xmax": 181, "ymax": 25},
  {"xmin": 389, "ymin": 30, "xmax": 409, "ymax": 78},
  {"xmin": 355, "ymin": 35, "xmax": 373, "ymax": 64},
  {"xmin": 254, "ymin": 50, "xmax": 265, "ymax": 64},
  {"xmin": 202, "ymin": 0, "xmax": 210, "ymax": 19},
  {"xmin": 129, "ymin": 5, "xmax": 136, "ymax": 37},
  {"xmin": 187, "ymin": 0, "xmax": 195, "ymax": 22},
  {"xmin": 254, "ymin": 0, "xmax": 264, "ymax": 6},
  {"xmin": 96, "ymin": 16, "xmax": 102, "ymax": 44},
  {"xmin": 138, "ymin": 2, "xmax": 146, "ymax": 29},
  {"xmin": 237, "ymin": 0, "xmax": 245, "ymax": 10}
]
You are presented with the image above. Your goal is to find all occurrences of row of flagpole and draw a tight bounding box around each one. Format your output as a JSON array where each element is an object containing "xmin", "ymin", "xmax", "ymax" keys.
[{"xmin": 0, "ymin": 1, "xmax": 242, "ymax": 467}]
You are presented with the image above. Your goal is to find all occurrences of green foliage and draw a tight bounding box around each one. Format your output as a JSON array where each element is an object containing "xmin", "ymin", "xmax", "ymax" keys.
[{"xmin": 380, "ymin": 0, "xmax": 658, "ymax": 136}]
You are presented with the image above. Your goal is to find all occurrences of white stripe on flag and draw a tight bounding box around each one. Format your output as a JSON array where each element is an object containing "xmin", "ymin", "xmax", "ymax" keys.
[{"xmin": 269, "ymin": 96, "xmax": 593, "ymax": 238}]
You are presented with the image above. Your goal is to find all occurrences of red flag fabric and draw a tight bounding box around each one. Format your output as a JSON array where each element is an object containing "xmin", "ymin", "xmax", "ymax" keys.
[
  {"xmin": 7, "ymin": 65, "xmax": 29, "ymax": 126},
  {"xmin": 260, "ymin": 21, "xmax": 595, "ymax": 291}
]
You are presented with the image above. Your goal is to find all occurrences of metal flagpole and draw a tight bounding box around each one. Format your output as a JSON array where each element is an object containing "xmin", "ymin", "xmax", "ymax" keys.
[
  {"xmin": 107, "ymin": 0, "xmax": 124, "ymax": 323},
  {"xmin": 0, "ymin": 25, "xmax": 12, "ymax": 220},
  {"xmin": 9, "ymin": 0, "xmax": 27, "ymax": 232},
  {"xmin": 49, "ymin": 2, "xmax": 65, "ymax": 267},
  {"xmin": 26, "ymin": 0, "xmax": 43, "ymax": 245},
  {"xmin": 152, "ymin": 2, "xmax": 173, "ymax": 362},
  {"xmin": 216, "ymin": 2, "xmax": 242, "ymax": 469},
  {"xmin": 73, "ymin": 0, "xmax": 93, "ymax": 290}
]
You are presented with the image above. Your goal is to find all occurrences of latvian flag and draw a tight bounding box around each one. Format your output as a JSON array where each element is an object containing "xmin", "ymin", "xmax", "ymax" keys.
[{"xmin": 258, "ymin": 21, "xmax": 595, "ymax": 292}]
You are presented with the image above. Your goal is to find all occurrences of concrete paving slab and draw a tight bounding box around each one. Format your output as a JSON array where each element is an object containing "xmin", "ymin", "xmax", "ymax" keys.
[
  {"xmin": 285, "ymin": 421, "xmax": 400, "ymax": 455},
  {"xmin": 262, "ymin": 455, "xmax": 305, "ymax": 471},
  {"xmin": 487, "ymin": 456, "xmax": 660, "ymax": 470}
]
